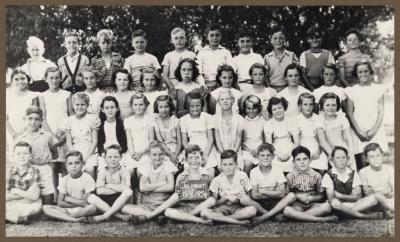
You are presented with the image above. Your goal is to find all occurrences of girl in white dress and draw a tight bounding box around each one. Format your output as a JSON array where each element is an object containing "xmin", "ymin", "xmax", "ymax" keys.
[
  {"xmin": 80, "ymin": 66, "xmax": 106, "ymax": 116},
  {"xmin": 111, "ymin": 69, "xmax": 134, "ymax": 119},
  {"xmin": 141, "ymin": 68, "xmax": 168, "ymax": 116}
]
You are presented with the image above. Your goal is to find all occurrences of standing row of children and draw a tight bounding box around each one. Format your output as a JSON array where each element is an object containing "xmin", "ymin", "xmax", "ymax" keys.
[{"xmin": 6, "ymin": 23, "xmax": 393, "ymax": 225}]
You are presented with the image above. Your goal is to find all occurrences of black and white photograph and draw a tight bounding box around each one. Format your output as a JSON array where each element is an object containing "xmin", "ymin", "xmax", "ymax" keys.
[{"xmin": 4, "ymin": 4, "xmax": 395, "ymax": 237}]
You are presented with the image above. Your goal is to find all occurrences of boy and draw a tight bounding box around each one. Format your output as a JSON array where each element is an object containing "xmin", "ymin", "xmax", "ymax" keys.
[
  {"xmin": 264, "ymin": 28, "xmax": 299, "ymax": 92},
  {"xmin": 322, "ymin": 146, "xmax": 382, "ymax": 219},
  {"xmin": 359, "ymin": 143, "xmax": 394, "ymax": 218},
  {"xmin": 200, "ymin": 150, "xmax": 266, "ymax": 225},
  {"xmin": 197, "ymin": 24, "xmax": 235, "ymax": 91},
  {"xmin": 86, "ymin": 144, "xmax": 133, "ymax": 223},
  {"xmin": 299, "ymin": 26, "xmax": 335, "ymax": 91},
  {"xmin": 124, "ymin": 29, "xmax": 161, "ymax": 91},
  {"xmin": 14, "ymin": 106, "xmax": 58, "ymax": 205},
  {"xmin": 283, "ymin": 146, "xmax": 338, "ymax": 222},
  {"xmin": 233, "ymin": 31, "xmax": 263, "ymax": 90},
  {"xmin": 162, "ymin": 27, "xmax": 196, "ymax": 87},
  {"xmin": 42, "ymin": 151, "xmax": 97, "ymax": 222},
  {"xmin": 250, "ymin": 143, "xmax": 297, "ymax": 224},
  {"xmin": 57, "ymin": 31, "xmax": 89, "ymax": 93},
  {"xmin": 6, "ymin": 142, "xmax": 42, "ymax": 224}
]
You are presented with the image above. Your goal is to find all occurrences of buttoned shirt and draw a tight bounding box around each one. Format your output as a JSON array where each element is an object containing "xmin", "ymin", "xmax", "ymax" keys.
[
  {"xmin": 7, "ymin": 165, "xmax": 41, "ymax": 191},
  {"xmin": 286, "ymin": 168, "xmax": 324, "ymax": 193},
  {"xmin": 96, "ymin": 166, "xmax": 131, "ymax": 188},
  {"xmin": 14, "ymin": 130, "xmax": 56, "ymax": 165}
]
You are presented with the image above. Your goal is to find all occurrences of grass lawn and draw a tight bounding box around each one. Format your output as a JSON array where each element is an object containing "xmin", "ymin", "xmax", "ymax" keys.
[{"xmin": 6, "ymin": 218, "xmax": 394, "ymax": 237}]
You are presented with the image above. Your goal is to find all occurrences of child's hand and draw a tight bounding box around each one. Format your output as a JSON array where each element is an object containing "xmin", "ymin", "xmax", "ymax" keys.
[
  {"xmin": 296, "ymin": 193, "xmax": 311, "ymax": 204},
  {"xmin": 169, "ymin": 153, "xmax": 179, "ymax": 165},
  {"xmin": 226, "ymin": 194, "xmax": 239, "ymax": 203},
  {"xmin": 365, "ymin": 129, "xmax": 376, "ymax": 140},
  {"xmin": 10, "ymin": 188, "xmax": 20, "ymax": 195}
]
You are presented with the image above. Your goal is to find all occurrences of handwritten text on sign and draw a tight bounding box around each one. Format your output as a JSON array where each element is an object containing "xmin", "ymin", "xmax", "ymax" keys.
[{"xmin": 178, "ymin": 180, "xmax": 210, "ymax": 201}]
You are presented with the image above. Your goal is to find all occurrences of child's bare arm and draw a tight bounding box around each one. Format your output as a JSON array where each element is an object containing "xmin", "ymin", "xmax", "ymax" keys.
[
  {"xmin": 10, "ymin": 184, "xmax": 40, "ymax": 201},
  {"xmin": 64, "ymin": 195, "xmax": 90, "ymax": 207},
  {"xmin": 126, "ymin": 131, "xmax": 136, "ymax": 157},
  {"xmin": 316, "ymin": 128, "xmax": 333, "ymax": 157},
  {"xmin": 96, "ymin": 186, "xmax": 118, "ymax": 195},
  {"xmin": 139, "ymin": 176, "xmax": 166, "ymax": 192},
  {"xmin": 214, "ymin": 129, "xmax": 224, "ymax": 154},
  {"xmin": 234, "ymin": 129, "xmax": 244, "ymax": 153},
  {"xmin": 6, "ymin": 114, "xmax": 17, "ymax": 138},
  {"xmin": 338, "ymin": 62, "xmax": 350, "ymax": 87},
  {"xmin": 153, "ymin": 173, "xmax": 175, "ymax": 192},
  {"xmin": 173, "ymin": 123, "xmax": 182, "ymax": 158},
  {"xmin": 260, "ymin": 183, "xmax": 288, "ymax": 199},
  {"xmin": 57, "ymin": 192, "xmax": 77, "ymax": 208},
  {"xmin": 181, "ymin": 132, "xmax": 189, "ymax": 150},
  {"xmin": 334, "ymin": 187, "xmax": 362, "ymax": 202},
  {"xmin": 344, "ymin": 99, "xmax": 368, "ymax": 141},
  {"xmin": 251, "ymin": 186, "xmax": 269, "ymax": 200},
  {"xmin": 65, "ymin": 132, "xmax": 74, "ymax": 151},
  {"xmin": 85, "ymin": 130, "xmax": 98, "ymax": 161},
  {"xmin": 162, "ymin": 67, "xmax": 174, "ymax": 90},
  {"xmin": 301, "ymin": 67, "xmax": 315, "ymax": 91},
  {"xmin": 366, "ymin": 96, "xmax": 384, "ymax": 139},
  {"xmin": 67, "ymin": 95, "xmax": 74, "ymax": 116},
  {"xmin": 203, "ymin": 129, "xmax": 214, "ymax": 158},
  {"xmin": 213, "ymin": 192, "xmax": 228, "ymax": 206},
  {"xmin": 105, "ymin": 183, "xmax": 130, "ymax": 193}
]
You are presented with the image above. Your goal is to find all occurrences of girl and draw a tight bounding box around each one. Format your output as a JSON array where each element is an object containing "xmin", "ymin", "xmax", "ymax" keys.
[
  {"xmin": 62, "ymin": 92, "xmax": 100, "ymax": 178},
  {"xmin": 279, "ymin": 63, "xmax": 312, "ymax": 117},
  {"xmin": 213, "ymin": 89, "xmax": 244, "ymax": 171},
  {"xmin": 80, "ymin": 66, "xmax": 106, "ymax": 116},
  {"xmin": 320, "ymin": 93, "xmax": 356, "ymax": 170},
  {"xmin": 241, "ymin": 95, "xmax": 265, "ymax": 174},
  {"xmin": 153, "ymin": 95, "xmax": 182, "ymax": 165},
  {"xmin": 210, "ymin": 64, "xmax": 242, "ymax": 115},
  {"xmin": 293, "ymin": 93, "xmax": 331, "ymax": 173},
  {"xmin": 263, "ymin": 96, "xmax": 298, "ymax": 173},
  {"xmin": 180, "ymin": 92, "xmax": 216, "ymax": 177},
  {"xmin": 124, "ymin": 92, "xmax": 155, "ymax": 165},
  {"xmin": 141, "ymin": 68, "xmax": 168, "ymax": 115},
  {"xmin": 345, "ymin": 61, "xmax": 389, "ymax": 169},
  {"xmin": 241, "ymin": 63, "xmax": 277, "ymax": 120},
  {"xmin": 111, "ymin": 69, "xmax": 134, "ymax": 119}
]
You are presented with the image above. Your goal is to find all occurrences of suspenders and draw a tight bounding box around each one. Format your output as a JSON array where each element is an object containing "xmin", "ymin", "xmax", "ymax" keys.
[{"xmin": 63, "ymin": 54, "xmax": 82, "ymax": 91}]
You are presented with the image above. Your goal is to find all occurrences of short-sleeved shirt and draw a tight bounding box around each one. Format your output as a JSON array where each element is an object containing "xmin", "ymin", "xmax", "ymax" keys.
[
  {"xmin": 209, "ymin": 170, "xmax": 252, "ymax": 197},
  {"xmin": 211, "ymin": 87, "xmax": 242, "ymax": 114},
  {"xmin": 58, "ymin": 172, "xmax": 96, "ymax": 199},
  {"xmin": 242, "ymin": 115, "xmax": 265, "ymax": 150},
  {"xmin": 250, "ymin": 165, "xmax": 286, "ymax": 189},
  {"xmin": 84, "ymin": 89, "xmax": 107, "ymax": 116},
  {"xmin": 320, "ymin": 114, "xmax": 350, "ymax": 133},
  {"xmin": 154, "ymin": 115, "xmax": 180, "ymax": 151},
  {"xmin": 233, "ymin": 52, "xmax": 264, "ymax": 81},
  {"xmin": 21, "ymin": 57, "xmax": 57, "ymax": 81},
  {"xmin": 124, "ymin": 114, "xmax": 154, "ymax": 154},
  {"xmin": 162, "ymin": 50, "xmax": 196, "ymax": 81},
  {"xmin": 313, "ymin": 85, "xmax": 347, "ymax": 103},
  {"xmin": 6, "ymin": 90, "xmax": 39, "ymax": 133},
  {"xmin": 111, "ymin": 91, "xmax": 135, "ymax": 119},
  {"xmin": 96, "ymin": 166, "xmax": 131, "ymax": 189},
  {"xmin": 197, "ymin": 45, "xmax": 235, "ymax": 82},
  {"xmin": 286, "ymin": 168, "xmax": 324, "ymax": 193},
  {"xmin": 180, "ymin": 112, "xmax": 214, "ymax": 151},
  {"xmin": 279, "ymin": 86, "xmax": 312, "ymax": 117},
  {"xmin": 41, "ymin": 89, "xmax": 71, "ymax": 133},
  {"xmin": 14, "ymin": 130, "xmax": 56, "ymax": 165},
  {"xmin": 175, "ymin": 169, "xmax": 211, "ymax": 201},
  {"xmin": 213, "ymin": 113, "xmax": 244, "ymax": 150},
  {"xmin": 124, "ymin": 52, "xmax": 161, "ymax": 81},
  {"xmin": 264, "ymin": 50, "xmax": 299, "ymax": 87},
  {"xmin": 321, "ymin": 167, "xmax": 361, "ymax": 191},
  {"xmin": 337, "ymin": 52, "xmax": 371, "ymax": 86},
  {"xmin": 91, "ymin": 52, "xmax": 124, "ymax": 89},
  {"xmin": 6, "ymin": 165, "xmax": 41, "ymax": 191},
  {"xmin": 359, "ymin": 165, "xmax": 394, "ymax": 196}
]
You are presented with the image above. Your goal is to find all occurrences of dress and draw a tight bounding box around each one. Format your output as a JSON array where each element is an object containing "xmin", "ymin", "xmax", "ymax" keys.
[
  {"xmin": 111, "ymin": 91, "xmax": 134, "ymax": 119},
  {"xmin": 242, "ymin": 115, "xmax": 265, "ymax": 165},
  {"xmin": 154, "ymin": 116, "xmax": 180, "ymax": 154},
  {"xmin": 144, "ymin": 90, "xmax": 169, "ymax": 115},
  {"xmin": 320, "ymin": 113, "xmax": 351, "ymax": 151},
  {"xmin": 162, "ymin": 50, "xmax": 196, "ymax": 86},
  {"xmin": 241, "ymin": 86, "xmax": 277, "ymax": 119},
  {"xmin": 279, "ymin": 86, "xmax": 312, "ymax": 117},
  {"xmin": 211, "ymin": 87, "xmax": 242, "ymax": 115},
  {"xmin": 84, "ymin": 89, "xmax": 106, "ymax": 116}
]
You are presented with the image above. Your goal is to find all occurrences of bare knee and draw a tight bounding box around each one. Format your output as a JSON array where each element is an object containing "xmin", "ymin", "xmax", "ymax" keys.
[
  {"xmin": 164, "ymin": 208, "xmax": 177, "ymax": 218},
  {"xmin": 247, "ymin": 206, "xmax": 257, "ymax": 217},
  {"xmin": 42, "ymin": 205, "xmax": 56, "ymax": 214},
  {"xmin": 320, "ymin": 202, "xmax": 332, "ymax": 213},
  {"xmin": 283, "ymin": 206, "xmax": 293, "ymax": 217},
  {"xmin": 200, "ymin": 208, "xmax": 212, "ymax": 218},
  {"xmin": 86, "ymin": 204, "xmax": 97, "ymax": 214},
  {"xmin": 331, "ymin": 199, "xmax": 342, "ymax": 210},
  {"xmin": 286, "ymin": 192, "xmax": 297, "ymax": 203},
  {"xmin": 122, "ymin": 188, "xmax": 133, "ymax": 198}
]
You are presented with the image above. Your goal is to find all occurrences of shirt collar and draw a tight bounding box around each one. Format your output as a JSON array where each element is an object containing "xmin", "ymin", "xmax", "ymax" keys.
[
  {"xmin": 66, "ymin": 53, "xmax": 80, "ymax": 61},
  {"xmin": 20, "ymin": 129, "xmax": 46, "ymax": 138},
  {"xmin": 266, "ymin": 49, "xmax": 290, "ymax": 57},
  {"xmin": 294, "ymin": 167, "xmax": 313, "ymax": 175},
  {"xmin": 245, "ymin": 115, "xmax": 262, "ymax": 121},
  {"xmin": 105, "ymin": 166, "xmax": 122, "ymax": 174},
  {"xmin": 10, "ymin": 165, "xmax": 32, "ymax": 176},
  {"xmin": 203, "ymin": 45, "xmax": 224, "ymax": 50},
  {"xmin": 181, "ymin": 167, "xmax": 209, "ymax": 176},
  {"xmin": 27, "ymin": 57, "xmax": 46, "ymax": 63},
  {"xmin": 331, "ymin": 167, "xmax": 353, "ymax": 176}
]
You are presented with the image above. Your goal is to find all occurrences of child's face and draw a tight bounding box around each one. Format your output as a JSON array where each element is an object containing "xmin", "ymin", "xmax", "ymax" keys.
[
  {"xmin": 171, "ymin": 31, "xmax": 186, "ymax": 50},
  {"xmin": 132, "ymin": 98, "xmax": 146, "ymax": 115},
  {"xmin": 66, "ymin": 155, "xmax": 84, "ymax": 177},
  {"xmin": 132, "ymin": 36, "xmax": 147, "ymax": 53},
  {"xmin": 238, "ymin": 36, "xmax": 252, "ymax": 54},
  {"xmin": 46, "ymin": 71, "xmax": 61, "ymax": 90},
  {"xmin": 245, "ymin": 101, "xmax": 259, "ymax": 119},
  {"xmin": 322, "ymin": 98, "xmax": 337, "ymax": 116},
  {"xmin": 366, "ymin": 149, "xmax": 384, "ymax": 169},
  {"xmin": 286, "ymin": 69, "xmax": 300, "ymax": 87},
  {"xmin": 65, "ymin": 36, "xmax": 79, "ymax": 54},
  {"xmin": 104, "ymin": 148, "xmax": 121, "ymax": 170},
  {"xmin": 83, "ymin": 71, "xmax": 97, "ymax": 90},
  {"xmin": 24, "ymin": 113, "xmax": 42, "ymax": 131},
  {"xmin": 157, "ymin": 100, "xmax": 171, "ymax": 118},
  {"xmin": 142, "ymin": 73, "xmax": 156, "ymax": 92},
  {"xmin": 11, "ymin": 73, "xmax": 29, "ymax": 91},
  {"xmin": 101, "ymin": 100, "xmax": 118, "ymax": 120},
  {"xmin": 293, "ymin": 152, "xmax": 310, "ymax": 172},
  {"xmin": 257, "ymin": 149, "xmax": 274, "ymax": 167},
  {"xmin": 99, "ymin": 38, "xmax": 112, "ymax": 53},
  {"xmin": 270, "ymin": 32, "xmax": 285, "ymax": 49},
  {"xmin": 189, "ymin": 99, "xmax": 202, "ymax": 117},
  {"xmin": 346, "ymin": 33, "xmax": 360, "ymax": 50},
  {"xmin": 207, "ymin": 30, "xmax": 222, "ymax": 48},
  {"xmin": 307, "ymin": 34, "xmax": 322, "ymax": 49},
  {"xmin": 299, "ymin": 97, "xmax": 314, "ymax": 116},
  {"xmin": 332, "ymin": 150, "xmax": 349, "ymax": 169},
  {"xmin": 187, "ymin": 151, "xmax": 203, "ymax": 170},
  {"xmin": 73, "ymin": 99, "xmax": 88, "ymax": 116},
  {"xmin": 356, "ymin": 64, "xmax": 371, "ymax": 84},
  {"xmin": 180, "ymin": 62, "xmax": 194, "ymax": 83},
  {"xmin": 322, "ymin": 68, "xmax": 336, "ymax": 86},
  {"xmin": 251, "ymin": 67, "xmax": 265, "ymax": 86},
  {"xmin": 218, "ymin": 92, "xmax": 234, "ymax": 111},
  {"xmin": 220, "ymin": 157, "xmax": 237, "ymax": 176},
  {"xmin": 115, "ymin": 72, "xmax": 130, "ymax": 91},
  {"xmin": 271, "ymin": 103, "xmax": 285, "ymax": 120},
  {"xmin": 220, "ymin": 71, "xmax": 234, "ymax": 88},
  {"xmin": 149, "ymin": 147, "xmax": 165, "ymax": 167},
  {"xmin": 13, "ymin": 146, "xmax": 31, "ymax": 166},
  {"xmin": 27, "ymin": 44, "xmax": 42, "ymax": 59}
]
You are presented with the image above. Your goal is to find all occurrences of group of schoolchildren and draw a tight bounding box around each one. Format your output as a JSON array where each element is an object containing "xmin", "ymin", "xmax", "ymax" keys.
[{"xmin": 6, "ymin": 23, "xmax": 394, "ymax": 226}]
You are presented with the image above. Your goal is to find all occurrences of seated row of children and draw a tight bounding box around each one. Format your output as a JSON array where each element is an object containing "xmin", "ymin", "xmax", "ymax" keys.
[{"xmin": 6, "ymin": 140, "xmax": 394, "ymax": 225}]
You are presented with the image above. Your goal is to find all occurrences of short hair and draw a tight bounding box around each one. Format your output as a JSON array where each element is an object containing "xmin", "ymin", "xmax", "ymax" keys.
[
  {"xmin": 257, "ymin": 143, "xmax": 275, "ymax": 155},
  {"xmin": 249, "ymin": 63, "xmax": 268, "ymax": 77},
  {"xmin": 111, "ymin": 68, "xmax": 133, "ymax": 91},
  {"xmin": 220, "ymin": 149, "xmax": 237, "ymax": 163},
  {"xmin": 96, "ymin": 29, "xmax": 113, "ymax": 43},
  {"xmin": 65, "ymin": 150, "xmax": 83, "ymax": 163},
  {"xmin": 292, "ymin": 146, "xmax": 311, "ymax": 160},
  {"xmin": 64, "ymin": 31, "xmax": 79, "ymax": 40},
  {"xmin": 185, "ymin": 91, "xmax": 205, "ymax": 110},
  {"xmin": 205, "ymin": 24, "xmax": 222, "ymax": 35},
  {"xmin": 237, "ymin": 30, "xmax": 253, "ymax": 40},
  {"xmin": 184, "ymin": 144, "xmax": 203, "ymax": 158},
  {"xmin": 44, "ymin": 66, "xmax": 62, "ymax": 80},
  {"xmin": 100, "ymin": 96, "xmax": 121, "ymax": 121},
  {"xmin": 79, "ymin": 66, "xmax": 99, "ymax": 80},
  {"xmin": 130, "ymin": 91, "xmax": 150, "ymax": 111},
  {"xmin": 26, "ymin": 36, "xmax": 44, "ymax": 52},
  {"xmin": 154, "ymin": 95, "xmax": 175, "ymax": 114},
  {"xmin": 148, "ymin": 140, "xmax": 166, "ymax": 154},
  {"xmin": 352, "ymin": 61, "xmax": 374, "ymax": 78},
  {"xmin": 73, "ymin": 92, "xmax": 90, "ymax": 106},
  {"xmin": 306, "ymin": 26, "xmax": 322, "ymax": 39},
  {"xmin": 363, "ymin": 143, "xmax": 383, "ymax": 158},
  {"xmin": 140, "ymin": 68, "xmax": 162, "ymax": 91},
  {"xmin": 215, "ymin": 64, "xmax": 239, "ymax": 90},
  {"xmin": 297, "ymin": 92, "xmax": 315, "ymax": 107},
  {"xmin": 242, "ymin": 95, "xmax": 262, "ymax": 116},
  {"xmin": 174, "ymin": 58, "xmax": 199, "ymax": 83},
  {"xmin": 10, "ymin": 68, "xmax": 31, "ymax": 84},
  {"xmin": 321, "ymin": 63, "xmax": 338, "ymax": 77},
  {"xmin": 345, "ymin": 28, "xmax": 362, "ymax": 41},
  {"xmin": 13, "ymin": 141, "xmax": 32, "ymax": 153},
  {"xmin": 171, "ymin": 27, "xmax": 186, "ymax": 37},
  {"xmin": 104, "ymin": 144, "xmax": 123, "ymax": 156},
  {"xmin": 267, "ymin": 96, "xmax": 288, "ymax": 115},
  {"xmin": 319, "ymin": 92, "xmax": 341, "ymax": 111},
  {"xmin": 269, "ymin": 26, "xmax": 287, "ymax": 39},
  {"xmin": 331, "ymin": 146, "xmax": 349, "ymax": 158},
  {"xmin": 25, "ymin": 105, "xmax": 43, "ymax": 118},
  {"xmin": 217, "ymin": 88, "xmax": 235, "ymax": 101},
  {"xmin": 132, "ymin": 29, "xmax": 147, "ymax": 40},
  {"xmin": 283, "ymin": 63, "xmax": 303, "ymax": 79}
]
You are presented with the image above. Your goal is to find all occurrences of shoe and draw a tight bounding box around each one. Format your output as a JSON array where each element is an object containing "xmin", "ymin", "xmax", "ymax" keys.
[{"xmin": 157, "ymin": 215, "xmax": 168, "ymax": 225}]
